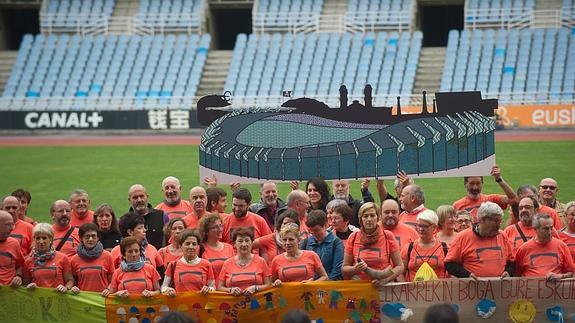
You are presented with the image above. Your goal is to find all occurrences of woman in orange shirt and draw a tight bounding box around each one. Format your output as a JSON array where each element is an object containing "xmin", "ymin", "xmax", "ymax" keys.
[
  {"xmin": 270, "ymin": 223, "xmax": 327, "ymax": 284},
  {"xmin": 253, "ymin": 209, "xmax": 300, "ymax": 264},
  {"xmin": 23, "ymin": 223, "xmax": 74, "ymax": 293},
  {"xmin": 436, "ymin": 205, "xmax": 457, "ymax": 245},
  {"xmin": 158, "ymin": 218, "xmax": 187, "ymax": 264},
  {"xmin": 161, "ymin": 229, "xmax": 215, "ymax": 295},
  {"xmin": 217, "ymin": 227, "xmax": 272, "ymax": 296},
  {"xmin": 108, "ymin": 236, "xmax": 160, "ymax": 298},
  {"xmin": 198, "ymin": 214, "xmax": 234, "ymax": 282},
  {"xmin": 70, "ymin": 223, "xmax": 114, "ymax": 295},
  {"xmin": 110, "ymin": 214, "xmax": 164, "ymax": 270}
]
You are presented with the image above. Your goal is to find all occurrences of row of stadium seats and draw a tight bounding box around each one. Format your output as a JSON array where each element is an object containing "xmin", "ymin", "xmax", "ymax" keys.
[
  {"xmin": 42, "ymin": 0, "xmax": 115, "ymax": 27},
  {"xmin": 136, "ymin": 0, "xmax": 204, "ymax": 29},
  {"xmin": 441, "ymin": 28, "xmax": 575, "ymax": 103},
  {"xmin": 3, "ymin": 34, "xmax": 210, "ymax": 103},
  {"xmin": 224, "ymin": 32, "xmax": 421, "ymax": 104}
]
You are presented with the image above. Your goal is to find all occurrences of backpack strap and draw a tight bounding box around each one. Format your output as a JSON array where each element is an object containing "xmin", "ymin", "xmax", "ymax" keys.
[
  {"xmin": 55, "ymin": 227, "xmax": 75, "ymax": 252},
  {"xmin": 441, "ymin": 241, "xmax": 448, "ymax": 256},
  {"xmin": 406, "ymin": 241, "xmax": 414, "ymax": 275},
  {"xmin": 515, "ymin": 223, "xmax": 528, "ymax": 242}
]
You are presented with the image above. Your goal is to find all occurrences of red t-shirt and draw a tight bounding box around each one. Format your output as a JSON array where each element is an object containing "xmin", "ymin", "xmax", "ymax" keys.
[
  {"xmin": 24, "ymin": 251, "xmax": 71, "ymax": 288},
  {"xmin": 110, "ymin": 244, "xmax": 164, "ymax": 269},
  {"xmin": 453, "ymin": 194, "xmax": 507, "ymax": 221},
  {"xmin": 270, "ymin": 250, "xmax": 323, "ymax": 282},
  {"xmin": 558, "ymin": 230, "xmax": 575, "ymax": 259},
  {"xmin": 515, "ymin": 238, "xmax": 575, "ymax": 277},
  {"xmin": 401, "ymin": 239, "xmax": 448, "ymax": 282},
  {"xmin": 10, "ymin": 220, "xmax": 33, "ymax": 256},
  {"xmin": 222, "ymin": 212, "xmax": 272, "ymax": 243},
  {"xmin": 345, "ymin": 229, "xmax": 399, "ymax": 280},
  {"xmin": 389, "ymin": 222, "xmax": 419, "ymax": 250},
  {"xmin": 255, "ymin": 233, "xmax": 283, "ymax": 265},
  {"xmin": 202, "ymin": 242, "xmax": 235, "ymax": 285},
  {"xmin": 218, "ymin": 255, "xmax": 270, "ymax": 290},
  {"xmin": 155, "ymin": 200, "xmax": 194, "ymax": 220},
  {"xmin": 70, "ymin": 210, "xmax": 94, "ymax": 228},
  {"xmin": 158, "ymin": 245, "xmax": 182, "ymax": 265},
  {"xmin": 399, "ymin": 206, "xmax": 428, "ymax": 228},
  {"xmin": 109, "ymin": 263, "xmax": 160, "ymax": 294},
  {"xmin": 70, "ymin": 250, "xmax": 115, "ymax": 292},
  {"xmin": 166, "ymin": 258, "xmax": 214, "ymax": 292},
  {"xmin": 444, "ymin": 228, "xmax": 514, "ymax": 277},
  {"xmin": 0, "ymin": 237, "xmax": 24, "ymax": 285},
  {"xmin": 52, "ymin": 225, "xmax": 80, "ymax": 257}
]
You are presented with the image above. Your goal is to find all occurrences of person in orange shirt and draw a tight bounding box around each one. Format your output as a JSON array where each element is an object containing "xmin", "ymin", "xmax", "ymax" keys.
[
  {"xmin": 454, "ymin": 210, "xmax": 472, "ymax": 232},
  {"xmin": 286, "ymin": 189, "xmax": 311, "ymax": 238},
  {"xmin": 507, "ymin": 184, "xmax": 563, "ymax": 230},
  {"xmin": 515, "ymin": 213, "xmax": 574, "ymax": 279},
  {"xmin": 93, "ymin": 204, "xmax": 121, "ymax": 250},
  {"xmin": 558, "ymin": 202, "xmax": 575, "ymax": 258},
  {"xmin": 222, "ymin": 188, "xmax": 272, "ymax": 243},
  {"xmin": 206, "ymin": 187, "xmax": 227, "ymax": 215},
  {"xmin": 111, "ymin": 213, "xmax": 164, "ymax": 271},
  {"xmin": 70, "ymin": 223, "xmax": 114, "ymax": 295},
  {"xmin": 398, "ymin": 210, "xmax": 449, "ymax": 282},
  {"xmin": 198, "ymin": 214, "xmax": 234, "ymax": 283},
  {"xmin": 398, "ymin": 185, "xmax": 428, "ymax": 228},
  {"xmin": 158, "ymin": 218, "xmax": 187, "ymax": 264},
  {"xmin": 271, "ymin": 223, "xmax": 327, "ymax": 284},
  {"xmin": 108, "ymin": 236, "xmax": 161, "ymax": 298},
  {"xmin": 445, "ymin": 202, "xmax": 515, "ymax": 278},
  {"xmin": 217, "ymin": 227, "xmax": 272, "ymax": 295},
  {"xmin": 452, "ymin": 165, "xmax": 517, "ymax": 222},
  {"xmin": 381, "ymin": 199, "xmax": 418, "ymax": 249},
  {"xmin": 436, "ymin": 205, "xmax": 457, "ymax": 245},
  {"xmin": 183, "ymin": 186, "xmax": 208, "ymax": 229},
  {"xmin": 155, "ymin": 176, "xmax": 194, "ymax": 220},
  {"xmin": 253, "ymin": 209, "xmax": 300, "ymax": 264},
  {"xmin": 11, "ymin": 188, "xmax": 37, "ymax": 225},
  {"xmin": 0, "ymin": 210, "xmax": 23, "ymax": 287},
  {"xmin": 23, "ymin": 223, "xmax": 74, "ymax": 293},
  {"xmin": 538, "ymin": 178, "xmax": 567, "ymax": 226},
  {"xmin": 327, "ymin": 200, "xmax": 359, "ymax": 242},
  {"xmin": 342, "ymin": 202, "xmax": 403, "ymax": 287},
  {"xmin": 50, "ymin": 200, "xmax": 80, "ymax": 257},
  {"xmin": 2, "ymin": 195, "xmax": 33, "ymax": 255},
  {"xmin": 161, "ymin": 229, "xmax": 215, "ymax": 295},
  {"xmin": 69, "ymin": 189, "xmax": 94, "ymax": 228}
]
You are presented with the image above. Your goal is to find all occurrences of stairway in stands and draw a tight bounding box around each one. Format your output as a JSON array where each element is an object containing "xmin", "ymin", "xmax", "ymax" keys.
[
  {"xmin": 109, "ymin": 0, "xmax": 140, "ymax": 34},
  {"xmin": 534, "ymin": 0, "xmax": 563, "ymax": 28},
  {"xmin": 320, "ymin": 0, "xmax": 348, "ymax": 32},
  {"xmin": 413, "ymin": 47, "xmax": 446, "ymax": 96},
  {"xmin": 196, "ymin": 50, "xmax": 233, "ymax": 97},
  {"xmin": 0, "ymin": 51, "xmax": 18, "ymax": 94}
]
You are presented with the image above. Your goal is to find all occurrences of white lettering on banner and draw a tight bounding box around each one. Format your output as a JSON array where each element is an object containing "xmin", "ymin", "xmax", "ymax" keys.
[
  {"xmin": 532, "ymin": 107, "xmax": 575, "ymax": 126},
  {"xmin": 24, "ymin": 112, "xmax": 103, "ymax": 129},
  {"xmin": 148, "ymin": 110, "xmax": 168, "ymax": 129},
  {"xmin": 169, "ymin": 110, "xmax": 190, "ymax": 129}
]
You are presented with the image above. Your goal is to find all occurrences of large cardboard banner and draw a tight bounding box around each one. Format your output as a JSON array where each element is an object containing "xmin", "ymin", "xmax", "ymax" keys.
[
  {"xmin": 2, "ymin": 279, "xmax": 574, "ymax": 323},
  {"xmin": 496, "ymin": 104, "xmax": 575, "ymax": 128}
]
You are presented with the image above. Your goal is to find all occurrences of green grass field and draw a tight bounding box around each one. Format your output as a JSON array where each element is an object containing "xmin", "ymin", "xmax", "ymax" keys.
[{"xmin": 1, "ymin": 141, "xmax": 574, "ymax": 223}]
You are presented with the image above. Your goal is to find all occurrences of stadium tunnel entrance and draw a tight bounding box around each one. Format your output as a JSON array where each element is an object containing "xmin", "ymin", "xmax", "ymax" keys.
[
  {"xmin": 418, "ymin": 2, "xmax": 463, "ymax": 47},
  {"xmin": 0, "ymin": 8, "xmax": 39, "ymax": 50},
  {"xmin": 210, "ymin": 8, "xmax": 252, "ymax": 50}
]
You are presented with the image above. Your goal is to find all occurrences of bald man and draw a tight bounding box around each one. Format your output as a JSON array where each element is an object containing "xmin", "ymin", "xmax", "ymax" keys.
[
  {"xmin": 0, "ymin": 210, "xmax": 23, "ymax": 287},
  {"xmin": 2, "ymin": 196, "xmax": 33, "ymax": 255},
  {"xmin": 127, "ymin": 184, "xmax": 168, "ymax": 249},
  {"xmin": 183, "ymin": 186, "xmax": 208, "ymax": 229},
  {"xmin": 51, "ymin": 199, "xmax": 80, "ymax": 257},
  {"xmin": 155, "ymin": 176, "xmax": 193, "ymax": 220},
  {"xmin": 538, "ymin": 178, "xmax": 567, "ymax": 227}
]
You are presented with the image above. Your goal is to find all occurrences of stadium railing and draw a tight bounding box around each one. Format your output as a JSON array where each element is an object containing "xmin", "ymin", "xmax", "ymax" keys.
[{"xmin": 465, "ymin": 8, "xmax": 575, "ymax": 29}]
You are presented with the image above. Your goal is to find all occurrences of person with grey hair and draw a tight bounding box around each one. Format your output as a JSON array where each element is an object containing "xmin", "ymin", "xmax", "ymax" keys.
[
  {"xmin": 327, "ymin": 200, "xmax": 359, "ymax": 241},
  {"xmin": 558, "ymin": 201, "xmax": 575, "ymax": 257},
  {"xmin": 128, "ymin": 184, "xmax": 168, "ymax": 249},
  {"xmin": 0, "ymin": 210, "xmax": 23, "ymax": 287},
  {"xmin": 286, "ymin": 189, "xmax": 311, "ymax": 238},
  {"xmin": 69, "ymin": 189, "xmax": 93, "ymax": 228},
  {"xmin": 2, "ymin": 195, "xmax": 34, "ymax": 255},
  {"xmin": 444, "ymin": 202, "xmax": 515, "ymax": 279},
  {"xmin": 398, "ymin": 184, "xmax": 428, "ymax": 228},
  {"xmin": 515, "ymin": 213, "xmax": 574, "ymax": 279},
  {"xmin": 538, "ymin": 178, "xmax": 566, "ymax": 225},
  {"xmin": 249, "ymin": 182, "xmax": 288, "ymax": 231},
  {"xmin": 507, "ymin": 184, "xmax": 563, "ymax": 229},
  {"xmin": 155, "ymin": 176, "xmax": 194, "ymax": 221},
  {"xmin": 331, "ymin": 179, "xmax": 374, "ymax": 228}
]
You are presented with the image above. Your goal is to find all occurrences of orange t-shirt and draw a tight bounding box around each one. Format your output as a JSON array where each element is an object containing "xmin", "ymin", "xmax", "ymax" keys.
[
  {"xmin": 109, "ymin": 263, "xmax": 160, "ymax": 294},
  {"xmin": 70, "ymin": 210, "xmax": 94, "ymax": 228},
  {"xmin": 444, "ymin": 228, "xmax": 514, "ymax": 277},
  {"xmin": 389, "ymin": 222, "xmax": 419, "ymax": 250},
  {"xmin": 70, "ymin": 250, "xmax": 114, "ymax": 292},
  {"xmin": 22, "ymin": 215, "xmax": 37, "ymax": 226},
  {"xmin": 183, "ymin": 212, "xmax": 203, "ymax": 230},
  {"xmin": 558, "ymin": 230, "xmax": 575, "ymax": 259},
  {"xmin": 0, "ymin": 237, "xmax": 24, "ymax": 285},
  {"xmin": 344, "ymin": 229, "xmax": 399, "ymax": 280},
  {"xmin": 515, "ymin": 238, "xmax": 575, "ymax": 277},
  {"xmin": 399, "ymin": 207, "xmax": 428, "ymax": 228},
  {"xmin": 218, "ymin": 255, "xmax": 270, "ymax": 290},
  {"xmin": 222, "ymin": 212, "xmax": 272, "ymax": 243},
  {"xmin": 401, "ymin": 239, "xmax": 448, "ymax": 282},
  {"xmin": 10, "ymin": 220, "xmax": 33, "ymax": 256},
  {"xmin": 503, "ymin": 222, "xmax": 536, "ymax": 252},
  {"xmin": 255, "ymin": 233, "xmax": 283, "ymax": 264},
  {"xmin": 158, "ymin": 245, "xmax": 182, "ymax": 265},
  {"xmin": 52, "ymin": 225, "xmax": 80, "ymax": 257},
  {"xmin": 24, "ymin": 251, "xmax": 71, "ymax": 288},
  {"xmin": 110, "ymin": 243, "xmax": 164, "ymax": 269},
  {"xmin": 453, "ymin": 194, "xmax": 507, "ymax": 221},
  {"xmin": 509, "ymin": 206, "xmax": 563, "ymax": 230},
  {"xmin": 202, "ymin": 242, "xmax": 235, "ymax": 284},
  {"xmin": 155, "ymin": 200, "xmax": 194, "ymax": 220},
  {"xmin": 270, "ymin": 250, "xmax": 323, "ymax": 282},
  {"xmin": 166, "ymin": 258, "xmax": 214, "ymax": 292}
]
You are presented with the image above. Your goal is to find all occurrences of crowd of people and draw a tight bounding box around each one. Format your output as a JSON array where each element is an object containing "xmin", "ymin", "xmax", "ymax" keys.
[{"xmin": 0, "ymin": 165, "xmax": 574, "ymax": 302}]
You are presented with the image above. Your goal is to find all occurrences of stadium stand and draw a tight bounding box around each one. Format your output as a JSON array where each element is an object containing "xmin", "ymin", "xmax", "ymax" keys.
[
  {"xmin": 345, "ymin": 0, "xmax": 413, "ymax": 31},
  {"xmin": 440, "ymin": 28, "xmax": 574, "ymax": 103},
  {"xmin": 465, "ymin": 0, "xmax": 536, "ymax": 28},
  {"xmin": 252, "ymin": 0, "xmax": 324, "ymax": 31},
  {"xmin": 2, "ymin": 33, "xmax": 210, "ymax": 110},
  {"xmin": 40, "ymin": 0, "xmax": 115, "ymax": 29},
  {"xmin": 136, "ymin": 0, "xmax": 205, "ymax": 31},
  {"xmin": 224, "ymin": 31, "xmax": 421, "ymax": 107}
]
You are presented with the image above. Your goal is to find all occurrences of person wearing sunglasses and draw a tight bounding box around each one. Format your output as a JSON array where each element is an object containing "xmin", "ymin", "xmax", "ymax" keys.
[
  {"xmin": 538, "ymin": 178, "xmax": 566, "ymax": 227},
  {"xmin": 507, "ymin": 184, "xmax": 563, "ymax": 230}
]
